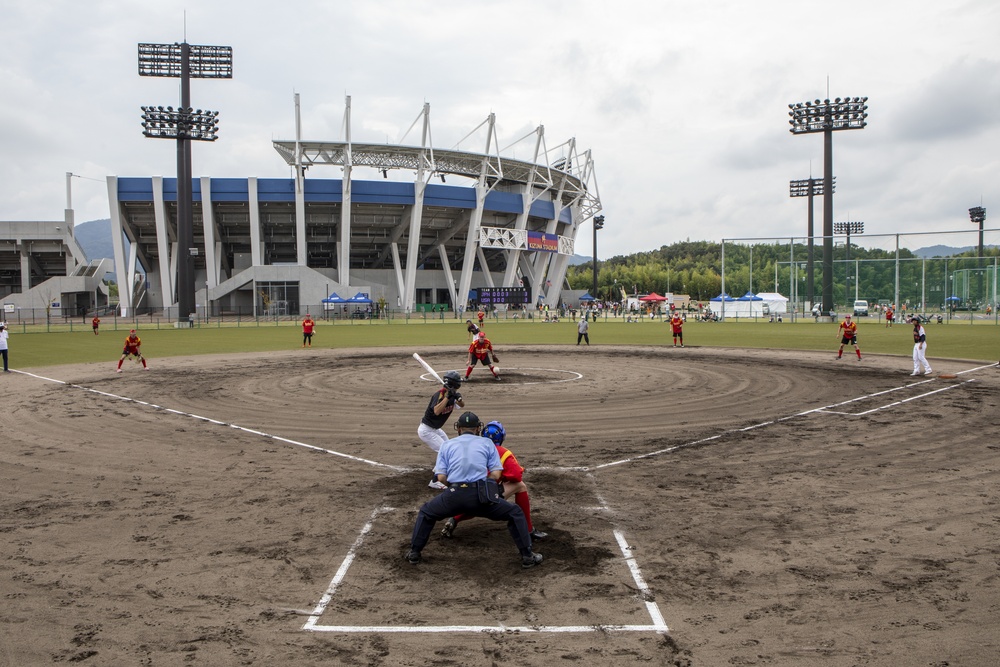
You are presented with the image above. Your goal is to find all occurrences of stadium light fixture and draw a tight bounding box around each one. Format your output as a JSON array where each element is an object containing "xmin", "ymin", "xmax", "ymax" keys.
[
  {"xmin": 789, "ymin": 176, "xmax": 835, "ymax": 309},
  {"xmin": 788, "ymin": 96, "xmax": 868, "ymax": 317},
  {"xmin": 138, "ymin": 41, "xmax": 232, "ymax": 325},
  {"xmin": 969, "ymin": 206, "xmax": 986, "ymax": 258}
]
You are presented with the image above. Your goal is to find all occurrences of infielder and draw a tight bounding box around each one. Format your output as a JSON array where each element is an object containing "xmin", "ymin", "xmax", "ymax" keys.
[
  {"xmin": 909, "ymin": 316, "xmax": 932, "ymax": 376},
  {"xmin": 466, "ymin": 331, "xmax": 500, "ymax": 380},
  {"xmin": 116, "ymin": 330, "xmax": 148, "ymax": 372},
  {"xmin": 836, "ymin": 314, "xmax": 862, "ymax": 360}
]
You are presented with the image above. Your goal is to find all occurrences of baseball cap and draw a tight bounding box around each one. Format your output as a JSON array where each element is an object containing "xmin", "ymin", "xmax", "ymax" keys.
[
  {"xmin": 456, "ymin": 412, "xmax": 481, "ymax": 428},
  {"xmin": 844, "ymin": 314, "xmax": 851, "ymax": 318},
  {"xmin": 478, "ymin": 331, "xmax": 486, "ymax": 339},
  {"xmin": 130, "ymin": 329, "xmax": 137, "ymax": 334}
]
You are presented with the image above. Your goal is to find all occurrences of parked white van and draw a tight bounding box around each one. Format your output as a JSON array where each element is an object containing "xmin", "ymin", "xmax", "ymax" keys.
[{"xmin": 853, "ymin": 300, "xmax": 869, "ymax": 316}]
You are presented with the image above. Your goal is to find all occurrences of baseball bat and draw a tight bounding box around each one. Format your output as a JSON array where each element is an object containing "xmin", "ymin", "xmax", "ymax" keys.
[{"xmin": 413, "ymin": 353, "xmax": 446, "ymax": 385}]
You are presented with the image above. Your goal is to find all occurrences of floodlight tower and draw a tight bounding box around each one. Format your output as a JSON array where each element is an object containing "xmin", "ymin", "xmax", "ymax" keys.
[
  {"xmin": 138, "ymin": 41, "xmax": 232, "ymax": 324},
  {"xmin": 789, "ymin": 96, "xmax": 868, "ymax": 316},
  {"xmin": 969, "ymin": 206, "xmax": 986, "ymax": 305},
  {"xmin": 592, "ymin": 215, "xmax": 605, "ymax": 300},
  {"xmin": 789, "ymin": 176, "xmax": 835, "ymax": 309},
  {"xmin": 833, "ymin": 220, "xmax": 864, "ymax": 304}
]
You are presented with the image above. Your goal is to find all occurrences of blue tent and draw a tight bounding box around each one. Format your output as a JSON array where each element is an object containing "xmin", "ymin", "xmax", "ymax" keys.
[
  {"xmin": 945, "ymin": 295, "xmax": 961, "ymax": 302},
  {"xmin": 737, "ymin": 291, "xmax": 762, "ymax": 301},
  {"xmin": 322, "ymin": 292, "xmax": 347, "ymax": 304},
  {"xmin": 709, "ymin": 293, "xmax": 735, "ymax": 302},
  {"xmin": 347, "ymin": 292, "xmax": 373, "ymax": 304},
  {"xmin": 579, "ymin": 293, "xmax": 596, "ymax": 302}
]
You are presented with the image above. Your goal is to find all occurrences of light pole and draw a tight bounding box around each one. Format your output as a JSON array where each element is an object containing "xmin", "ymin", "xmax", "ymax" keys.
[
  {"xmin": 833, "ymin": 220, "xmax": 864, "ymax": 308},
  {"xmin": 970, "ymin": 206, "xmax": 986, "ymax": 307},
  {"xmin": 592, "ymin": 215, "xmax": 605, "ymax": 300},
  {"xmin": 138, "ymin": 41, "xmax": 232, "ymax": 325},
  {"xmin": 789, "ymin": 96, "xmax": 868, "ymax": 316},
  {"xmin": 790, "ymin": 177, "xmax": 834, "ymax": 310}
]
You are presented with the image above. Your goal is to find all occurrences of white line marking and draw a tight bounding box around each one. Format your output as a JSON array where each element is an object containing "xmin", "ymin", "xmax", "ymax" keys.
[
  {"xmin": 846, "ymin": 379, "xmax": 976, "ymax": 416},
  {"xmin": 15, "ymin": 370, "xmax": 411, "ymax": 472},
  {"xmin": 303, "ymin": 505, "xmax": 388, "ymax": 630},
  {"xmin": 304, "ymin": 496, "xmax": 669, "ymax": 635}
]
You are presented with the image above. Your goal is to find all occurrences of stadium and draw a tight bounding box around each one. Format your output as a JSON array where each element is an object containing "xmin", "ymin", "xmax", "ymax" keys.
[{"xmin": 107, "ymin": 99, "xmax": 601, "ymax": 318}]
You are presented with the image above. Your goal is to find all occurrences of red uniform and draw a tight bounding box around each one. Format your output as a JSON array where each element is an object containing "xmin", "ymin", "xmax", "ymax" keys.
[
  {"xmin": 117, "ymin": 332, "xmax": 148, "ymax": 371},
  {"xmin": 670, "ymin": 314, "xmax": 684, "ymax": 347},
  {"xmin": 466, "ymin": 333, "xmax": 500, "ymax": 379},
  {"xmin": 477, "ymin": 310, "xmax": 485, "ymax": 327},
  {"xmin": 885, "ymin": 309, "xmax": 894, "ymax": 327},
  {"xmin": 837, "ymin": 318, "xmax": 861, "ymax": 360},
  {"xmin": 91, "ymin": 316, "xmax": 100, "ymax": 335},
  {"xmin": 453, "ymin": 444, "xmax": 535, "ymax": 530},
  {"xmin": 302, "ymin": 316, "xmax": 315, "ymax": 347}
]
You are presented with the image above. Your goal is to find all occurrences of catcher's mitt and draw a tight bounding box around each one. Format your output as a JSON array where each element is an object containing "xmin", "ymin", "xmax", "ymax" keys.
[{"xmin": 492, "ymin": 355, "xmax": 500, "ymax": 363}]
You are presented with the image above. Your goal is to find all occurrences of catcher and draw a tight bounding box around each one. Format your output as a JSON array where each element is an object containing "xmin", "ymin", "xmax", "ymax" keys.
[
  {"xmin": 116, "ymin": 329, "xmax": 149, "ymax": 372},
  {"xmin": 465, "ymin": 331, "xmax": 500, "ymax": 381},
  {"xmin": 441, "ymin": 420, "xmax": 546, "ymax": 540}
]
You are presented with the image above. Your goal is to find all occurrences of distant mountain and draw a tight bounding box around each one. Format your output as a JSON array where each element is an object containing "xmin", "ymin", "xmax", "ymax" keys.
[
  {"xmin": 912, "ymin": 244, "xmax": 997, "ymax": 258},
  {"xmin": 567, "ymin": 254, "xmax": 592, "ymax": 266},
  {"xmin": 73, "ymin": 218, "xmax": 113, "ymax": 262}
]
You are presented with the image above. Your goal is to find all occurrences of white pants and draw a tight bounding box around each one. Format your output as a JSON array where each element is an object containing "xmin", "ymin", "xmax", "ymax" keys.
[
  {"xmin": 417, "ymin": 423, "xmax": 448, "ymax": 452},
  {"xmin": 912, "ymin": 343, "xmax": 931, "ymax": 374}
]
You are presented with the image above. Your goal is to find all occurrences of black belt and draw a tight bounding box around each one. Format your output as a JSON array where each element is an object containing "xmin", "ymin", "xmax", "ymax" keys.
[{"xmin": 449, "ymin": 482, "xmax": 477, "ymax": 488}]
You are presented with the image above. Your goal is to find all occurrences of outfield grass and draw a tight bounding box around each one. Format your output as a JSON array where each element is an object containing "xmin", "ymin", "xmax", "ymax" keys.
[{"xmin": 6, "ymin": 316, "xmax": 997, "ymax": 369}]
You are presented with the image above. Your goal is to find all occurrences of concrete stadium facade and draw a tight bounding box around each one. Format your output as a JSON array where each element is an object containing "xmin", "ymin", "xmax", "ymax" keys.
[{"xmin": 107, "ymin": 100, "xmax": 601, "ymax": 317}]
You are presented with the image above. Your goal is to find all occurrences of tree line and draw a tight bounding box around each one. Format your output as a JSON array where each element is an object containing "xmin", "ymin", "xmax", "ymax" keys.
[{"xmin": 566, "ymin": 240, "xmax": 999, "ymax": 307}]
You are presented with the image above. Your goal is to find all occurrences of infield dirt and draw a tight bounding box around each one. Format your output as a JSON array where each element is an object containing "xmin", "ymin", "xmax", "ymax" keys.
[{"xmin": 1, "ymin": 346, "xmax": 997, "ymax": 666}]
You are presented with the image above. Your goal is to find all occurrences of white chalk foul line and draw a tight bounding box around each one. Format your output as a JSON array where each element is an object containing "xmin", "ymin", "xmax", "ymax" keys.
[
  {"xmin": 832, "ymin": 379, "xmax": 976, "ymax": 416},
  {"xmin": 16, "ymin": 370, "xmax": 410, "ymax": 472}
]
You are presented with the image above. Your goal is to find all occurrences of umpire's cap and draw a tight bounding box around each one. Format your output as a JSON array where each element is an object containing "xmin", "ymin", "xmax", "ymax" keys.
[{"xmin": 456, "ymin": 412, "xmax": 481, "ymax": 428}]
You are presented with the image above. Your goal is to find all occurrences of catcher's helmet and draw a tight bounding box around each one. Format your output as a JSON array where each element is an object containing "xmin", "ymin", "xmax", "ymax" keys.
[
  {"xmin": 482, "ymin": 421, "xmax": 506, "ymax": 447},
  {"xmin": 443, "ymin": 370, "xmax": 462, "ymax": 389}
]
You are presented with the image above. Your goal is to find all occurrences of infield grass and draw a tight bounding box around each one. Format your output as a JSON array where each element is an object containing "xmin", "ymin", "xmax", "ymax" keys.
[{"xmin": 7, "ymin": 316, "xmax": 998, "ymax": 369}]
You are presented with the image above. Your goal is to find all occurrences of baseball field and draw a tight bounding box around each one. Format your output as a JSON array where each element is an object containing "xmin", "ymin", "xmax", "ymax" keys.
[{"xmin": 1, "ymin": 320, "xmax": 997, "ymax": 665}]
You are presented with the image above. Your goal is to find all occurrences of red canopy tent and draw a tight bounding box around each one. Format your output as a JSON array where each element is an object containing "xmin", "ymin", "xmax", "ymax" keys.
[{"xmin": 638, "ymin": 292, "xmax": 667, "ymax": 302}]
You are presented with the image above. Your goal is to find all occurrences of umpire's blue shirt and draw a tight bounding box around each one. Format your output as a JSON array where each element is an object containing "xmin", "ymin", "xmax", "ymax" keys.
[{"xmin": 434, "ymin": 433, "xmax": 502, "ymax": 483}]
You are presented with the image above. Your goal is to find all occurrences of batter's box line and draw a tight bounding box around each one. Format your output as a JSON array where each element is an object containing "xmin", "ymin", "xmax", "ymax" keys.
[
  {"xmin": 302, "ymin": 503, "xmax": 669, "ymax": 635},
  {"xmin": 816, "ymin": 378, "xmax": 976, "ymax": 417}
]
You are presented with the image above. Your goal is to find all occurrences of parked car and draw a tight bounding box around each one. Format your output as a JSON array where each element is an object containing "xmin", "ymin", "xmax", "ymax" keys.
[{"xmin": 853, "ymin": 300, "xmax": 869, "ymax": 316}]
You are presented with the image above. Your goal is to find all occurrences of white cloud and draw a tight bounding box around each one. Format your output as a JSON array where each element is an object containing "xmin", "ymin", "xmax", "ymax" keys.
[{"xmin": 1, "ymin": 0, "xmax": 997, "ymax": 256}]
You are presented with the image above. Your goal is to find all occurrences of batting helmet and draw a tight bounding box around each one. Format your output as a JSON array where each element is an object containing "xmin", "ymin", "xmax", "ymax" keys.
[
  {"xmin": 482, "ymin": 421, "xmax": 506, "ymax": 446},
  {"xmin": 443, "ymin": 370, "xmax": 462, "ymax": 389}
]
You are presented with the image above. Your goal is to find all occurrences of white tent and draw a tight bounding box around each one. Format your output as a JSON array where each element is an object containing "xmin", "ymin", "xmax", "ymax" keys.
[
  {"xmin": 732, "ymin": 291, "xmax": 765, "ymax": 317},
  {"xmin": 755, "ymin": 292, "xmax": 789, "ymax": 314}
]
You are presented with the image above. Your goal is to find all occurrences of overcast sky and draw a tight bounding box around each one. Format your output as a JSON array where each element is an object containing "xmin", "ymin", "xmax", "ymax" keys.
[{"xmin": 2, "ymin": 0, "xmax": 998, "ymax": 258}]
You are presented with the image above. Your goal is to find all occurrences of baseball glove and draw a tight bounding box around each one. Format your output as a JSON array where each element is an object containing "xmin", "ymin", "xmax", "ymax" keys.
[{"xmin": 492, "ymin": 354, "xmax": 499, "ymax": 363}]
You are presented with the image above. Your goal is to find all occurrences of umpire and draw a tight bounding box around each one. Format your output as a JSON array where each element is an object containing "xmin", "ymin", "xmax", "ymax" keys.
[{"xmin": 406, "ymin": 412, "xmax": 543, "ymax": 568}]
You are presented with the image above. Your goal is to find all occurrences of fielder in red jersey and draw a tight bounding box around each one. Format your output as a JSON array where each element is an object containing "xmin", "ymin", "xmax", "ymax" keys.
[
  {"xmin": 837, "ymin": 314, "xmax": 861, "ymax": 360},
  {"xmin": 466, "ymin": 331, "xmax": 500, "ymax": 380},
  {"xmin": 116, "ymin": 330, "xmax": 148, "ymax": 372},
  {"xmin": 670, "ymin": 313, "xmax": 684, "ymax": 347}
]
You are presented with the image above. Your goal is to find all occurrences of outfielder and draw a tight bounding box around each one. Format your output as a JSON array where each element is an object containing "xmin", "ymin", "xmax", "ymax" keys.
[
  {"xmin": 910, "ymin": 315, "xmax": 932, "ymax": 376},
  {"xmin": 670, "ymin": 312, "xmax": 684, "ymax": 347},
  {"xmin": 466, "ymin": 331, "xmax": 500, "ymax": 380}
]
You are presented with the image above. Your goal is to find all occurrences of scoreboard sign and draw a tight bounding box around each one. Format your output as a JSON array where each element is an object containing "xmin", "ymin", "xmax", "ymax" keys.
[{"xmin": 478, "ymin": 287, "xmax": 529, "ymax": 305}]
